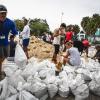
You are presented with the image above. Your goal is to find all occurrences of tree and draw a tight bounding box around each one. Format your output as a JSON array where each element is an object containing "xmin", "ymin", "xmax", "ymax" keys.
[
  {"xmin": 14, "ymin": 19, "xmax": 24, "ymax": 32},
  {"xmin": 81, "ymin": 14, "xmax": 100, "ymax": 35},
  {"xmin": 14, "ymin": 18, "xmax": 50, "ymax": 36},
  {"xmin": 66, "ymin": 24, "xmax": 80, "ymax": 34},
  {"xmin": 73, "ymin": 25, "xmax": 80, "ymax": 34},
  {"xmin": 29, "ymin": 18, "xmax": 50, "ymax": 36}
]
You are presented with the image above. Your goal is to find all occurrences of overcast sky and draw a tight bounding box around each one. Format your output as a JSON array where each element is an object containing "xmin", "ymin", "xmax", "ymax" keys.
[{"xmin": 1, "ymin": 0, "xmax": 100, "ymax": 31}]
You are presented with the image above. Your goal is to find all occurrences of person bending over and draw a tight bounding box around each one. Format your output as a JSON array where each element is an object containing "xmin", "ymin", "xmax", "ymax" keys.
[{"xmin": 62, "ymin": 41, "xmax": 81, "ymax": 66}]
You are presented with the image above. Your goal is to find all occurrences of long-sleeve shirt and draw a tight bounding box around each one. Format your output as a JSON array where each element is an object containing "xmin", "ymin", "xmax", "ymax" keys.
[{"xmin": 0, "ymin": 18, "xmax": 18, "ymax": 46}]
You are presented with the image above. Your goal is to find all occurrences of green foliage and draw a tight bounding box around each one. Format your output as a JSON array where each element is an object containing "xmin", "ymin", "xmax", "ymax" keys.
[
  {"xmin": 28, "ymin": 18, "xmax": 49, "ymax": 36},
  {"xmin": 66, "ymin": 24, "xmax": 80, "ymax": 34},
  {"xmin": 14, "ymin": 19, "xmax": 24, "ymax": 31},
  {"xmin": 81, "ymin": 14, "xmax": 100, "ymax": 35},
  {"xmin": 14, "ymin": 18, "xmax": 50, "ymax": 36},
  {"xmin": 73, "ymin": 24, "xmax": 80, "ymax": 34}
]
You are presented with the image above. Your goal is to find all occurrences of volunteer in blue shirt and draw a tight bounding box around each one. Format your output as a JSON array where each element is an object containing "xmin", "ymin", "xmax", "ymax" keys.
[{"xmin": 0, "ymin": 5, "xmax": 18, "ymax": 80}]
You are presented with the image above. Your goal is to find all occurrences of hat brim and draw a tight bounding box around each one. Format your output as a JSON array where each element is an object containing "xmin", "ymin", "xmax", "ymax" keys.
[{"xmin": 0, "ymin": 11, "xmax": 7, "ymax": 13}]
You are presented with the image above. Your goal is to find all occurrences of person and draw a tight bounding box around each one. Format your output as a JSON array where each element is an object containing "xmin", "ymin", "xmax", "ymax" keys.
[
  {"xmin": 65, "ymin": 27, "xmax": 73, "ymax": 42},
  {"xmin": 62, "ymin": 41, "xmax": 81, "ymax": 66},
  {"xmin": 92, "ymin": 45, "xmax": 100, "ymax": 63},
  {"xmin": 52, "ymin": 28, "xmax": 61, "ymax": 64},
  {"xmin": 73, "ymin": 40, "xmax": 84, "ymax": 55},
  {"xmin": 0, "ymin": 5, "xmax": 18, "ymax": 80},
  {"xmin": 42, "ymin": 32, "xmax": 47, "ymax": 42},
  {"xmin": 52, "ymin": 23, "xmax": 66, "ymax": 63},
  {"xmin": 82, "ymin": 39, "xmax": 90, "ymax": 57},
  {"xmin": 9, "ymin": 35, "xmax": 17, "ymax": 57},
  {"xmin": 20, "ymin": 18, "xmax": 30, "ymax": 59},
  {"xmin": 59, "ymin": 23, "xmax": 66, "ymax": 52}
]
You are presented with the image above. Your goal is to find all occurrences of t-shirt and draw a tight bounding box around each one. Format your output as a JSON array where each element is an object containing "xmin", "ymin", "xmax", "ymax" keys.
[
  {"xmin": 68, "ymin": 47, "xmax": 81, "ymax": 66},
  {"xmin": 65, "ymin": 31, "xmax": 73, "ymax": 41},
  {"xmin": 0, "ymin": 18, "xmax": 18, "ymax": 46},
  {"xmin": 53, "ymin": 35, "xmax": 61, "ymax": 45},
  {"xmin": 21, "ymin": 25, "xmax": 30, "ymax": 39}
]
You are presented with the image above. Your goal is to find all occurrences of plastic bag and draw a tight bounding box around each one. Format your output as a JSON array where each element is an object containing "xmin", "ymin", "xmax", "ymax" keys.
[
  {"xmin": 19, "ymin": 90, "xmax": 39, "ymax": 100},
  {"xmin": 47, "ymin": 84, "xmax": 58, "ymax": 98},
  {"xmin": 58, "ymin": 85, "xmax": 69, "ymax": 98},
  {"xmin": 0, "ymin": 77, "xmax": 8, "ymax": 100},
  {"xmin": 6, "ymin": 94, "xmax": 18, "ymax": 100},
  {"xmin": 14, "ymin": 44, "xmax": 27, "ymax": 69}
]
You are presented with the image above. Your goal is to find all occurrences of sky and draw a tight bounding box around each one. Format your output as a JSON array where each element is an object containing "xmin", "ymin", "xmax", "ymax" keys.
[{"xmin": 0, "ymin": 0, "xmax": 100, "ymax": 31}]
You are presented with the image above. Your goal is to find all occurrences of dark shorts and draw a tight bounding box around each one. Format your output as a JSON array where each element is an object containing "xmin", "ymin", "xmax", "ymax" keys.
[
  {"xmin": 54, "ymin": 44, "xmax": 60, "ymax": 54},
  {"xmin": 23, "ymin": 38, "xmax": 30, "ymax": 47},
  {"xmin": 84, "ymin": 46, "xmax": 88, "ymax": 50},
  {"xmin": 0, "ymin": 45, "xmax": 10, "ymax": 58}
]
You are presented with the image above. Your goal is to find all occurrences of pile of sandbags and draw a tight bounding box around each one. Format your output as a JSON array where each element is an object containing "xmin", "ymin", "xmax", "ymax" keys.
[
  {"xmin": 28, "ymin": 36, "xmax": 54, "ymax": 59},
  {"xmin": 1, "ymin": 44, "xmax": 100, "ymax": 100}
]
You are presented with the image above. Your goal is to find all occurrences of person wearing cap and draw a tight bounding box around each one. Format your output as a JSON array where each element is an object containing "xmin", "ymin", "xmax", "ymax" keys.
[
  {"xmin": 0, "ymin": 5, "xmax": 18, "ymax": 80},
  {"xmin": 82, "ymin": 38, "xmax": 90, "ymax": 57},
  {"xmin": 20, "ymin": 18, "xmax": 30, "ymax": 59},
  {"xmin": 62, "ymin": 41, "xmax": 81, "ymax": 66}
]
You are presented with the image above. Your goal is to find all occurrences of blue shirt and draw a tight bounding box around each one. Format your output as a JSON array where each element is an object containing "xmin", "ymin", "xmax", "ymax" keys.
[{"xmin": 0, "ymin": 18, "xmax": 18, "ymax": 46}]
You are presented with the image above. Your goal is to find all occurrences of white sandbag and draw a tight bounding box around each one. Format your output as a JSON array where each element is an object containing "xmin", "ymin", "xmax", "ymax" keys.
[
  {"xmin": 21, "ymin": 63, "xmax": 40, "ymax": 80},
  {"xmin": 0, "ymin": 77, "xmax": 8, "ymax": 100},
  {"xmin": 44, "ymin": 75, "xmax": 57, "ymax": 85},
  {"xmin": 59, "ymin": 71, "xmax": 68, "ymax": 79},
  {"xmin": 30, "ymin": 82, "xmax": 47, "ymax": 98},
  {"xmin": 17, "ymin": 82, "xmax": 23, "ymax": 91},
  {"xmin": 8, "ymin": 85, "xmax": 17, "ymax": 95},
  {"xmin": 8, "ymin": 71, "xmax": 25, "ymax": 89},
  {"xmin": 74, "ymin": 84, "xmax": 89, "ymax": 96},
  {"xmin": 27, "ymin": 74, "xmax": 42, "ymax": 84},
  {"xmin": 39, "ymin": 69, "xmax": 48, "ymax": 79},
  {"xmin": 93, "ymin": 71, "xmax": 100, "ymax": 84},
  {"xmin": 5, "ymin": 94, "xmax": 18, "ymax": 100},
  {"xmin": 44, "ymin": 60, "xmax": 56, "ymax": 70},
  {"xmin": 47, "ymin": 84, "xmax": 58, "ymax": 98},
  {"xmin": 89, "ymin": 80, "xmax": 100, "ymax": 96},
  {"xmin": 22, "ymin": 83, "xmax": 32, "ymax": 92},
  {"xmin": 85, "ymin": 60, "xmax": 100, "ymax": 72},
  {"xmin": 2, "ymin": 60, "xmax": 18, "ymax": 72},
  {"xmin": 58, "ymin": 85, "xmax": 69, "ymax": 98},
  {"xmin": 4, "ymin": 67, "xmax": 14, "ymax": 77},
  {"xmin": 76, "ymin": 68, "xmax": 92, "ymax": 81},
  {"xmin": 19, "ymin": 90, "xmax": 39, "ymax": 100},
  {"xmin": 39, "ymin": 68, "xmax": 55, "ymax": 79},
  {"xmin": 28, "ymin": 57, "xmax": 39, "ymax": 64},
  {"xmin": 70, "ymin": 74, "xmax": 85, "ymax": 92},
  {"xmin": 14, "ymin": 44, "xmax": 27, "ymax": 69},
  {"xmin": 75, "ymin": 95, "xmax": 88, "ymax": 100},
  {"xmin": 63, "ymin": 66, "xmax": 75, "ymax": 73},
  {"xmin": 40, "ymin": 94, "xmax": 48, "ymax": 100},
  {"xmin": 88, "ymin": 46, "xmax": 96, "ymax": 58}
]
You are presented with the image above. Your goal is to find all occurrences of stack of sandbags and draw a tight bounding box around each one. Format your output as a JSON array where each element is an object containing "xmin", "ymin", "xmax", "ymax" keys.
[{"xmin": 28, "ymin": 36, "xmax": 54, "ymax": 59}]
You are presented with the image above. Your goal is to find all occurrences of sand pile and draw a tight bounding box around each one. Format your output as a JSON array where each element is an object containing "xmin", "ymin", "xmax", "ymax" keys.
[{"xmin": 28, "ymin": 36, "xmax": 54, "ymax": 59}]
